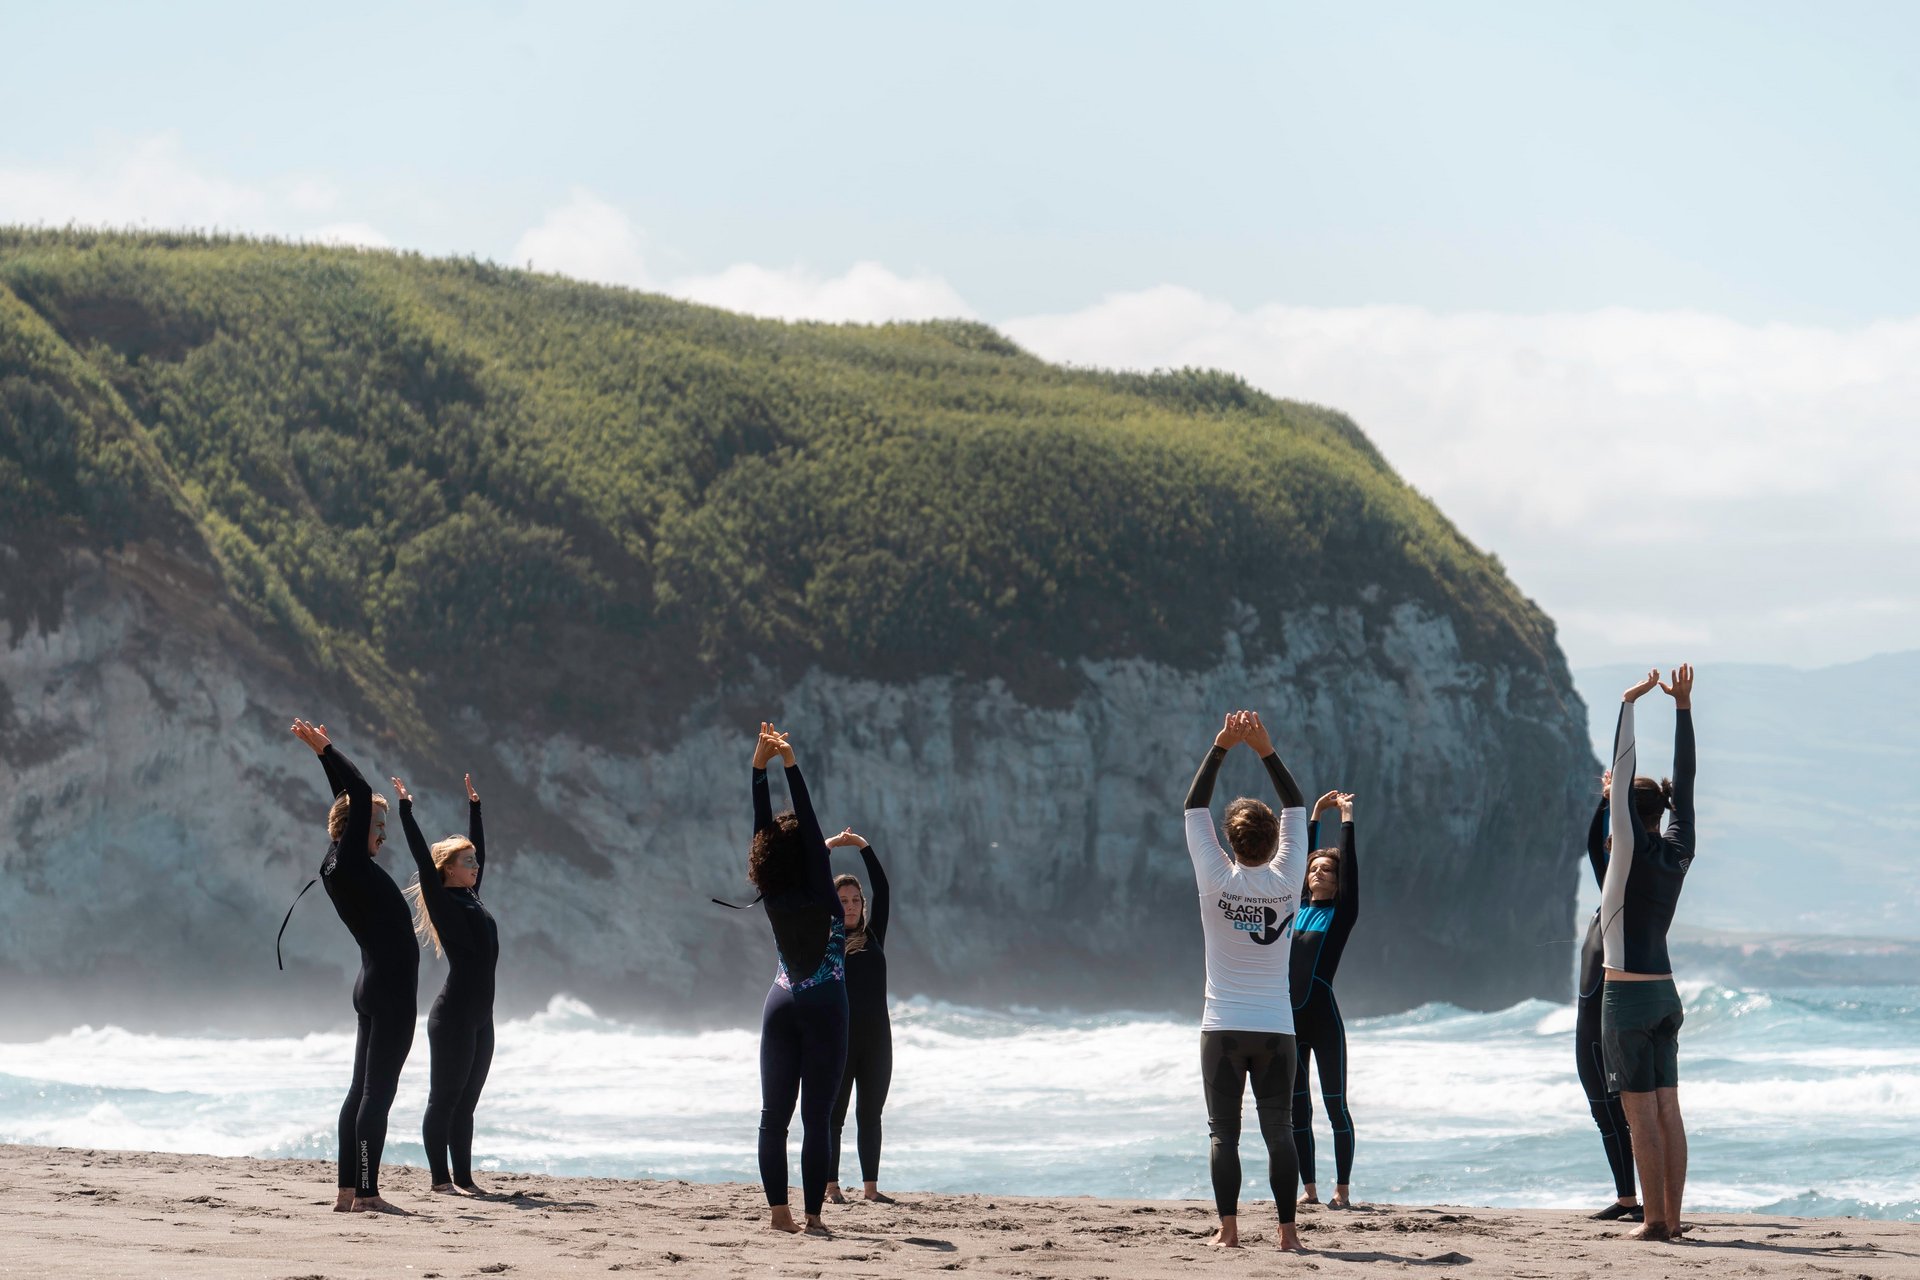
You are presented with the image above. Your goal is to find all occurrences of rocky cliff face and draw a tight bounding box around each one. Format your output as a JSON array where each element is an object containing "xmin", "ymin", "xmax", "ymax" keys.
[{"xmin": 0, "ymin": 542, "xmax": 1594, "ymax": 1032}]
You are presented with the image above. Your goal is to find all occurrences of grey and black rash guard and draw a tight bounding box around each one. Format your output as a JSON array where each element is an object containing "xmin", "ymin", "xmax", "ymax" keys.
[
  {"xmin": 1290, "ymin": 817, "xmax": 1358, "ymax": 1010},
  {"xmin": 1601, "ymin": 704, "xmax": 1696, "ymax": 975},
  {"xmin": 1578, "ymin": 797, "xmax": 1608, "ymax": 1000}
]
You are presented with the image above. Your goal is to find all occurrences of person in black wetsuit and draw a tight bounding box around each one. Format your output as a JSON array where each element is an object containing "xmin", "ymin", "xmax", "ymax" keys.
[
  {"xmin": 290, "ymin": 718, "xmax": 417, "ymax": 1214},
  {"xmin": 1577, "ymin": 779, "xmax": 1640, "ymax": 1222},
  {"xmin": 394, "ymin": 771, "xmax": 498, "ymax": 1197},
  {"xmin": 1291, "ymin": 789, "xmax": 1358, "ymax": 1210},
  {"xmin": 748, "ymin": 722, "xmax": 848, "ymax": 1236},
  {"xmin": 823, "ymin": 828, "xmax": 893, "ymax": 1207},
  {"xmin": 1601, "ymin": 663, "xmax": 1696, "ymax": 1242}
]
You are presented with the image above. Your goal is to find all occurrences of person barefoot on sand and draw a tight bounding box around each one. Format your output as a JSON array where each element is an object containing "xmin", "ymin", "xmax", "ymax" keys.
[
  {"xmin": 1183, "ymin": 710, "xmax": 1310, "ymax": 1252},
  {"xmin": 1292, "ymin": 789, "xmax": 1359, "ymax": 1211},
  {"xmin": 823, "ymin": 828, "xmax": 896, "ymax": 1207},
  {"xmin": 748, "ymin": 723, "xmax": 849, "ymax": 1236},
  {"xmin": 289, "ymin": 719, "xmax": 416, "ymax": 1214},
  {"xmin": 1576, "ymin": 774, "xmax": 1640, "ymax": 1222},
  {"xmin": 1601, "ymin": 664, "xmax": 1697, "ymax": 1241},
  {"xmin": 395, "ymin": 772, "xmax": 498, "ymax": 1198}
]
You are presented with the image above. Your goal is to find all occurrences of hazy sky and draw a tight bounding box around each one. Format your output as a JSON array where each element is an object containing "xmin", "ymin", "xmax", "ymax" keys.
[{"xmin": 4, "ymin": 1, "xmax": 1916, "ymax": 669}]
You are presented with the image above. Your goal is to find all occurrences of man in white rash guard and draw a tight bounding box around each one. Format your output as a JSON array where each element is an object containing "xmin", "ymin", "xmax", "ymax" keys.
[
  {"xmin": 1183, "ymin": 708, "xmax": 1309, "ymax": 1252},
  {"xmin": 1602, "ymin": 663, "xmax": 1696, "ymax": 1242}
]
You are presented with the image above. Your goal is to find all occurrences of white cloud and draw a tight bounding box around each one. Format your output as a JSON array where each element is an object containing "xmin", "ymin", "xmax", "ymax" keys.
[
  {"xmin": 511, "ymin": 188, "xmax": 652, "ymax": 289},
  {"xmin": 305, "ymin": 221, "xmax": 391, "ymax": 249},
  {"xmin": 673, "ymin": 259, "xmax": 974, "ymax": 324},
  {"xmin": 512, "ymin": 191, "xmax": 972, "ymax": 323},
  {"xmin": 1003, "ymin": 290, "xmax": 1920, "ymax": 667},
  {"xmin": 0, "ymin": 133, "xmax": 391, "ymax": 251}
]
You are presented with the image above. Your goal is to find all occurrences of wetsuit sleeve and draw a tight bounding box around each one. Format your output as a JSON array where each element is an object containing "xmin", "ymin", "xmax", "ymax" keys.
[
  {"xmin": 784, "ymin": 762, "xmax": 835, "ymax": 906},
  {"xmin": 1258, "ymin": 750, "xmax": 1306, "ymax": 811},
  {"xmin": 752, "ymin": 766, "xmax": 773, "ymax": 834},
  {"xmin": 401, "ymin": 799, "xmax": 454, "ymax": 931},
  {"xmin": 322, "ymin": 745, "xmax": 373, "ymax": 864},
  {"xmin": 1667, "ymin": 709, "xmax": 1696, "ymax": 856},
  {"xmin": 1585, "ymin": 797, "xmax": 1609, "ymax": 889},
  {"xmin": 1184, "ymin": 745, "xmax": 1227, "ymax": 811},
  {"xmin": 468, "ymin": 800, "xmax": 485, "ymax": 893},
  {"xmin": 861, "ymin": 845, "xmax": 890, "ymax": 947},
  {"xmin": 1308, "ymin": 817, "xmax": 1320, "ymax": 851},
  {"xmin": 1337, "ymin": 819, "xmax": 1358, "ymax": 922}
]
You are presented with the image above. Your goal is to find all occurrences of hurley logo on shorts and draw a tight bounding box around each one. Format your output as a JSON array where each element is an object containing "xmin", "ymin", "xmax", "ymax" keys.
[{"xmin": 1218, "ymin": 899, "xmax": 1295, "ymax": 946}]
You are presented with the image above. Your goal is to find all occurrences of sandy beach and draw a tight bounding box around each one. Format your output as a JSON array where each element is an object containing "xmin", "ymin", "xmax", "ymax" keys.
[{"xmin": 2, "ymin": 1145, "xmax": 1915, "ymax": 1279}]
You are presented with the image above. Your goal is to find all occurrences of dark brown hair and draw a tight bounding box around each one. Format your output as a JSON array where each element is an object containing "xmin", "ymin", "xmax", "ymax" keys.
[
  {"xmin": 1305, "ymin": 847, "xmax": 1342, "ymax": 902},
  {"xmin": 1223, "ymin": 797, "xmax": 1280, "ymax": 866},
  {"xmin": 1631, "ymin": 775, "xmax": 1674, "ymax": 831},
  {"xmin": 749, "ymin": 812, "xmax": 805, "ymax": 894}
]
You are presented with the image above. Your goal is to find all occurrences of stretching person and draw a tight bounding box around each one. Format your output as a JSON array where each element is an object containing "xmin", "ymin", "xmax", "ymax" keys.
[
  {"xmin": 824, "ymin": 828, "xmax": 894, "ymax": 1206},
  {"xmin": 1291, "ymin": 789, "xmax": 1358, "ymax": 1210},
  {"xmin": 1577, "ymin": 777, "xmax": 1639, "ymax": 1221},
  {"xmin": 1602, "ymin": 664, "xmax": 1696, "ymax": 1241},
  {"xmin": 749, "ymin": 722, "xmax": 849, "ymax": 1236},
  {"xmin": 289, "ymin": 719, "xmax": 417, "ymax": 1214},
  {"xmin": 395, "ymin": 772, "xmax": 498, "ymax": 1197},
  {"xmin": 1184, "ymin": 709, "xmax": 1309, "ymax": 1252}
]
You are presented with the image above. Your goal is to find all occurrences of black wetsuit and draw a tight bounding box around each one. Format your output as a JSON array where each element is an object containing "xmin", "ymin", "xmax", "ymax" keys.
[
  {"xmin": 754, "ymin": 762, "xmax": 849, "ymax": 1218},
  {"xmin": 401, "ymin": 797, "xmax": 498, "ymax": 1189},
  {"xmin": 317, "ymin": 745, "xmax": 418, "ymax": 1200},
  {"xmin": 1578, "ymin": 797, "xmax": 1635, "ymax": 1201},
  {"xmin": 1290, "ymin": 816, "xmax": 1357, "ymax": 1189},
  {"xmin": 830, "ymin": 844, "xmax": 891, "ymax": 1186}
]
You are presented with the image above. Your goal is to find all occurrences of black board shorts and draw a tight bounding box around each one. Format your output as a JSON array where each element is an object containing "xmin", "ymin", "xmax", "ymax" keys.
[{"xmin": 1600, "ymin": 977, "xmax": 1684, "ymax": 1093}]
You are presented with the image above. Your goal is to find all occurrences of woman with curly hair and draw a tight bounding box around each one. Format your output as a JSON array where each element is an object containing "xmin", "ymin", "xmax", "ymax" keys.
[{"xmin": 748, "ymin": 722, "xmax": 848, "ymax": 1236}]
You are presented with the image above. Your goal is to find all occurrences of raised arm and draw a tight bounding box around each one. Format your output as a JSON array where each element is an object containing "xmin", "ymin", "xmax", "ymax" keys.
[
  {"xmin": 1336, "ymin": 803, "xmax": 1358, "ymax": 921},
  {"xmin": 465, "ymin": 773, "xmax": 486, "ymax": 893},
  {"xmin": 1242, "ymin": 712, "xmax": 1305, "ymax": 811},
  {"xmin": 1184, "ymin": 713, "xmax": 1243, "ymax": 810},
  {"xmin": 294, "ymin": 719, "xmax": 372, "ymax": 861},
  {"xmin": 395, "ymin": 781, "xmax": 455, "ymax": 929},
  {"xmin": 751, "ymin": 722, "xmax": 787, "ymax": 834},
  {"xmin": 1585, "ymin": 789, "xmax": 1610, "ymax": 889},
  {"xmin": 783, "ymin": 760, "xmax": 834, "ymax": 903},
  {"xmin": 1663, "ymin": 664, "xmax": 1696, "ymax": 853},
  {"xmin": 861, "ymin": 844, "xmax": 890, "ymax": 946}
]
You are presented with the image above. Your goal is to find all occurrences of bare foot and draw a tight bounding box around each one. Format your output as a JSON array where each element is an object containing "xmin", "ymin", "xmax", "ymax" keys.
[
  {"xmin": 1328, "ymin": 1196, "xmax": 1352, "ymax": 1210},
  {"xmin": 1671, "ymin": 1221, "xmax": 1696, "ymax": 1237},
  {"xmin": 1207, "ymin": 1227, "xmax": 1242, "ymax": 1249},
  {"xmin": 333, "ymin": 1188, "xmax": 356, "ymax": 1213},
  {"xmin": 456, "ymin": 1182, "xmax": 489, "ymax": 1197},
  {"xmin": 862, "ymin": 1189, "xmax": 896, "ymax": 1204},
  {"xmin": 431, "ymin": 1182, "xmax": 465, "ymax": 1196},
  {"xmin": 1275, "ymin": 1223, "xmax": 1306, "ymax": 1252},
  {"xmin": 1297, "ymin": 1192, "xmax": 1321, "ymax": 1206},
  {"xmin": 824, "ymin": 1183, "xmax": 848, "ymax": 1205},
  {"xmin": 803, "ymin": 1213, "xmax": 832, "ymax": 1236},
  {"xmin": 769, "ymin": 1206, "xmax": 803, "ymax": 1234},
  {"xmin": 349, "ymin": 1196, "xmax": 408, "ymax": 1214},
  {"xmin": 1630, "ymin": 1221, "xmax": 1672, "ymax": 1242}
]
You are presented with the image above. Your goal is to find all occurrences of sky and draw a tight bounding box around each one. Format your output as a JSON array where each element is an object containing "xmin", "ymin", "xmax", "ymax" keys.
[{"xmin": 3, "ymin": 0, "xmax": 1916, "ymax": 669}]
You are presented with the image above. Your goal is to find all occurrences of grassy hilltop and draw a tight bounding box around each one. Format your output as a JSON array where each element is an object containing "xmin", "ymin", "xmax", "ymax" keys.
[{"xmin": 0, "ymin": 229, "xmax": 1560, "ymax": 741}]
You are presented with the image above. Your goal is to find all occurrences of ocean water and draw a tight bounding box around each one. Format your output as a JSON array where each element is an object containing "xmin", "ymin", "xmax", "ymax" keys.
[{"xmin": 1, "ymin": 983, "xmax": 1915, "ymax": 1219}]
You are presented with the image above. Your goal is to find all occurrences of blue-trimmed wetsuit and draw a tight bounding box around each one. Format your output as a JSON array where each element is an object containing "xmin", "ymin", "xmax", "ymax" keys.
[
  {"xmin": 400, "ymin": 795, "xmax": 498, "ymax": 1189},
  {"xmin": 830, "ymin": 844, "xmax": 891, "ymax": 1187},
  {"xmin": 316, "ymin": 744, "xmax": 417, "ymax": 1200},
  {"xmin": 1578, "ymin": 797, "xmax": 1636, "ymax": 1202},
  {"xmin": 754, "ymin": 761, "xmax": 849, "ymax": 1218},
  {"xmin": 1290, "ymin": 815, "xmax": 1357, "ymax": 1189}
]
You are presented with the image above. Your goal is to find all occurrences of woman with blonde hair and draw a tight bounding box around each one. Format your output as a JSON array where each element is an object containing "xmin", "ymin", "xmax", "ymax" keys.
[
  {"xmin": 289, "ymin": 718, "xmax": 415, "ymax": 1214},
  {"xmin": 392, "ymin": 772, "xmax": 498, "ymax": 1196}
]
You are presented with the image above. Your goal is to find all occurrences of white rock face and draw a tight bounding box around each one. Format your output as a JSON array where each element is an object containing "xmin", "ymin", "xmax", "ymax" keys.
[{"xmin": 0, "ymin": 548, "xmax": 1594, "ymax": 1031}]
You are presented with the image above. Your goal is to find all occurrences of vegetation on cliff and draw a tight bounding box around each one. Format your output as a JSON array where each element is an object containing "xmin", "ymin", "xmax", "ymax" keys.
[{"xmin": 0, "ymin": 228, "xmax": 1561, "ymax": 738}]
